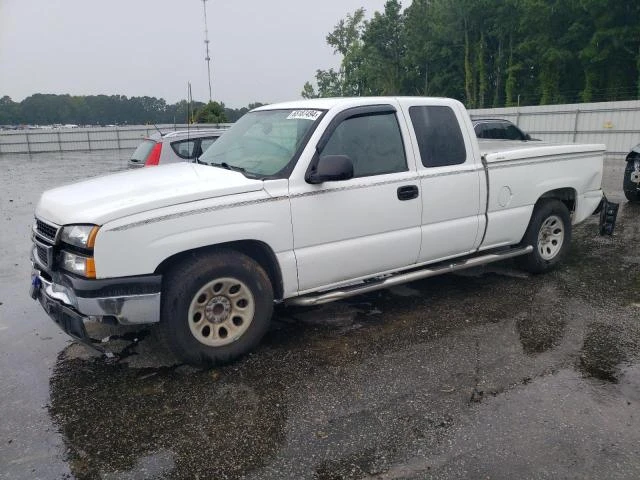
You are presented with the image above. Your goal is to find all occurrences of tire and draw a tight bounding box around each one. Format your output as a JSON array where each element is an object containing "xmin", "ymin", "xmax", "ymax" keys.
[
  {"xmin": 158, "ymin": 250, "xmax": 274, "ymax": 366},
  {"xmin": 516, "ymin": 199, "xmax": 571, "ymax": 274},
  {"xmin": 623, "ymin": 160, "xmax": 640, "ymax": 202}
]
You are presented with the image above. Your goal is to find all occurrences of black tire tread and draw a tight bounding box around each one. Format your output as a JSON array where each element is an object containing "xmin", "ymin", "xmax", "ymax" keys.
[
  {"xmin": 516, "ymin": 199, "xmax": 571, "ymax": 274},
  {"xmin": 157, "ymin": 249, "xmax": 273, "ymax": 366}
]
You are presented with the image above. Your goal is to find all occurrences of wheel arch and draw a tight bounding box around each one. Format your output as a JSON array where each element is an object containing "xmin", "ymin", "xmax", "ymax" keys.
[
  {"xmin": 538, "ymin": 187, "xmax": 577, "ymax": 213},
  {"xmin": 154, "ymin": 240, "xmax": 285, "ymax": 300}
]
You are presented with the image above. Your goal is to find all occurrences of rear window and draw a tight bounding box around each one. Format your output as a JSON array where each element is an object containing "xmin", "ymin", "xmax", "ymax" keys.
[
  {"xmin": 130, "ymin": 139, "xmax": 157, "ymax": 162},
  {"xmin": 409, "ymin": 106, "xmax": 466, "ymax": 167}
]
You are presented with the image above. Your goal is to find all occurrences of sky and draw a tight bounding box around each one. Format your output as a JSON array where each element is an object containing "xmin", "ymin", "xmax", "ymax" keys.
[{"xmin": 0, "ymin": 0, "xmax": 399, "ymax": 108}]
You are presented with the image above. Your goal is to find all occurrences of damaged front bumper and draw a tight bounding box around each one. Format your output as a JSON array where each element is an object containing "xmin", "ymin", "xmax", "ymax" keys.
[{"xmin": 30, "ymin": 252, "xmax": 162, "ymax": 344}]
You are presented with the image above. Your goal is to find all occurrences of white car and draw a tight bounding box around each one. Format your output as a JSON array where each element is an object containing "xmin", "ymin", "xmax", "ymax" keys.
[
  {"xmin": 127, "ymin": 129, "xmax": 226, "ymax": 168},
  {"xmin": 31, "ymin": 97, "xmax": 609, "ymax": 366}
]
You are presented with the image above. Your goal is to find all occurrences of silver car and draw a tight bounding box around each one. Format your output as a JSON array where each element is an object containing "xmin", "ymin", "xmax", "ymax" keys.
[{"xmin": 128, "ymin": 129, "xmax": 226, "ymax": 168}]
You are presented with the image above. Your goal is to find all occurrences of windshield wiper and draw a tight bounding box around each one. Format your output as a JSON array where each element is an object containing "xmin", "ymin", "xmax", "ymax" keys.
[
  {"xmin": 209, "ymin": 162, "xmax": 246, "ymax": 173},
  {"xmin": 207, "ymin": 161, "xmax": 261, "ymax": 179}
]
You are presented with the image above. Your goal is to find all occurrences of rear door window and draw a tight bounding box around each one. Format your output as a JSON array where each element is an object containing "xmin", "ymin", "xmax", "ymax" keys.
[
  {"xmin": 199, "ymin": 137, "xmax": 218, "ymax": 154},
  {"xmin": 409, "ymin": 106, "xmax": 466, "ymax": 167},
  {"xmin": 483, "ymin": 122, "xmax": 506, "ymax": 139},
  {"xmin": 171, "ymin": 139, "xmax": 197, "ymax": 159},
  {"xmin": 504, "ymin": 124, "xmax": 525, "ymax": 140}
]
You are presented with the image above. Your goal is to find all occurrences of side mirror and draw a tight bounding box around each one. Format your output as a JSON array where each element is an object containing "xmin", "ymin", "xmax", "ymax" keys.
[{"xmin": 307, "ymin": 155, "xmax": 354, "ymax": 184}]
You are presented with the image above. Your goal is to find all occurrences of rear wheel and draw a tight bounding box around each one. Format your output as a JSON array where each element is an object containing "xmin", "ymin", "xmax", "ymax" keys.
[
  {"xmin": 517, "ymin": 199, "xmax": 571, "ymax": 274},
  {"xmin": 623, "ymin": 160, "xmax": 640, "ymax": 202},
  {"xmin": 158, "ymin": 250, "xmax": 273, "ymax": 366}
]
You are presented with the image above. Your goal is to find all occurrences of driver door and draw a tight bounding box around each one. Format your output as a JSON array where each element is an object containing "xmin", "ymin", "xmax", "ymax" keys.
[{"xmin": 289, "ymin": 105, "xmax": 422, "ymax": 292}]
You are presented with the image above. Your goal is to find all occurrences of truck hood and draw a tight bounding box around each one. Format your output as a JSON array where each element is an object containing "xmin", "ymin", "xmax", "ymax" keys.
[{"xmin": 36, "ymin": 163, "xmax": 264, "ymax": 225}]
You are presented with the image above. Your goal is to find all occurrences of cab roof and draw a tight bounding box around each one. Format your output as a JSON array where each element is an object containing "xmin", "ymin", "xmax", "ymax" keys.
[{"xmin": 252, "ymin": 96, "xmax": 454, "ymax": 113}]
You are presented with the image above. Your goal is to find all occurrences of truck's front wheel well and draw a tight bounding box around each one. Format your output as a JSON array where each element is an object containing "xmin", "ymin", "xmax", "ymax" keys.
[
  {"xmin": 154, "ymin": 241, "xmax": 284, "ymax": 300},
  {"xmin": 538, "ymin": 188, "xmax": 576, "ymax": 213}
]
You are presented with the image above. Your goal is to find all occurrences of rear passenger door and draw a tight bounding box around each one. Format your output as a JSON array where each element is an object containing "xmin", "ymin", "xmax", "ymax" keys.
[{"xmin": 399, "ymin": 100, "xmax": 483, "ymax": 263}]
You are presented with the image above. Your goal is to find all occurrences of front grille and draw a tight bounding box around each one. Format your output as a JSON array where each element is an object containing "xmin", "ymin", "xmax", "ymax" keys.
[
  {"xmin": 36, "ymin": 219, "xmax": 58, "ymax": 242},
  {"xmin": 36, "ymin": 244, "xmax": 48, "ymax": 266}
]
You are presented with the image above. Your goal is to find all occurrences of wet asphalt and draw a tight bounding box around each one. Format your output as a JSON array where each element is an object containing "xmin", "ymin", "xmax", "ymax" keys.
[{"xmin": 0, "ymin": 151, "xmax": 639, "ymax": 479}]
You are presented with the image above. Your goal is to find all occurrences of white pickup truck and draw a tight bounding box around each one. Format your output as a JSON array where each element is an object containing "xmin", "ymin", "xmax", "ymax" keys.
[{"xmin": 31, "ymin": 97, "xmax": 608, "ymax": 365}]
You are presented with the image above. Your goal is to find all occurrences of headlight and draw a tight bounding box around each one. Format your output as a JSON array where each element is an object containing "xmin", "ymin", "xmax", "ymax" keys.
[
  {"xmin": 60, "ymin": 225, "xmax": 99, "ymax": 249},
  {"xmin": 60, "ymin": 250, "xmax": 96, "ymax": 278}
]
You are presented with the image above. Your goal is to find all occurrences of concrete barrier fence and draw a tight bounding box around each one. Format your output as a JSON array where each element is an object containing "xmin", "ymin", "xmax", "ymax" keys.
[
  {"xmin": 3, "ymin": 99, "xmax": 640, "ymax": 158},
  {"xmin": 469, "ymin": 99, "xmax": 640, "ymax": 158},
  {"xmin": 0, "ymin": 124, "xmax": 232, "ymax": 155}
]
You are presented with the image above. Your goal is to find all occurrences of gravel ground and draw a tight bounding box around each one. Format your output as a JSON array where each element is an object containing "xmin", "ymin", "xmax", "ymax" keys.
[{"xmin": 0, "ymin": 151, "xmax": 638, "ymax": 480}]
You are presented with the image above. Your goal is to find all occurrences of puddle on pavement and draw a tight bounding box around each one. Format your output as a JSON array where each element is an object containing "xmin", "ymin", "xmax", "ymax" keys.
[
  {"xmin": 515, "ymin": 285, "xmax": 567, "ymax": 354},
  {"xmin": 48, "ymin": 354, "xmax": 289, "ymax": 479},
  {"xmin": 564, "ymin": 205, "xmax": 640, "ymax": 304},
  {"xmin": 45, "ymin": 208, "xmax": 640, "ymax": 479},
  {"xmin": 579, "ymin": 322, "xmax": 628, "ymax": 382}
]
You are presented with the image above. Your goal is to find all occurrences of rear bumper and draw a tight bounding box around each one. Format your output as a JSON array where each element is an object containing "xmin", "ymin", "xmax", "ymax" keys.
[{"xmin": 31, "ymin": 252, "xmax": 162, "ymax": 330}]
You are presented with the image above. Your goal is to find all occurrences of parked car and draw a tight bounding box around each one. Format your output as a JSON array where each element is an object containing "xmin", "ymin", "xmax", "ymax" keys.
[
  {"xmin": 128, "ymin": 129, "xmax": 226, "ymax": 168},
  {"xmin": 31, "ymin": 97, "xmax": 609, "ymax": 366},
  {"xmin": 472, "ymin": 118, "xmax": 538, "ymax": 141},
  {"xmin": 623, "ymin": 143, "xmax": 640, "ymax": 202}
]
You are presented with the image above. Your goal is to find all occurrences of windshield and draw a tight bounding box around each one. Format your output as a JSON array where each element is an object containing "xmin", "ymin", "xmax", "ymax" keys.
[{"xmin": 198, "ymin": 109, "xmax": 324, "ymax": 177}]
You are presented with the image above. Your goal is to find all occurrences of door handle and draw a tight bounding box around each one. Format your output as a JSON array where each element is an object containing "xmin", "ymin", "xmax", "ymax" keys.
[{"xmin": 397, "ymin": 185, "xmax": 419, "ymax": 201}]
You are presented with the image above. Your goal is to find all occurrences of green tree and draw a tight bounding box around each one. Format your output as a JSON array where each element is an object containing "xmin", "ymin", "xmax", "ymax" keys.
[
  {"xmin": 361, "ymin": 0, "xmax": 407, "ymax": 95},
  {"xmin": 194, "ymin": 101, "xmax": 228, "ymax": 123},
  {"xmin": 302, "ymin": 8, "xmax": 367, "ymax": 97},
  {"xmin": 301, "ymin": 81, "xmax": 318, "ymax": 99},
  {"xmin": 0, "ymin": 96, "xmax": 19, "ymax": 124}
]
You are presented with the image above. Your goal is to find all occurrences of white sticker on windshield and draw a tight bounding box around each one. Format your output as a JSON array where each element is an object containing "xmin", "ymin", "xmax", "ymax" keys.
[{"xmin": 286, "ymin": 110, "xmax": 322, "ymax": 121}]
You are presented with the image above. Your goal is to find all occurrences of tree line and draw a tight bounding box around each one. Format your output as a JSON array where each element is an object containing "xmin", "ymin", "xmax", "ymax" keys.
[
  {"xmin": 0, "ymin": 94, "xmax": 265, "ymax": 126},
  {"xmin": 302, "ymin": 0, "xmax": 640, "ymax": 107}
]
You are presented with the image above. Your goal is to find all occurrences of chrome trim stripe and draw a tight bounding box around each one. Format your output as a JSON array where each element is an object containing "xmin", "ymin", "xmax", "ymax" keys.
[
  {"xmin": 112, "ymin": 176, "xmax": 418, "ymax": 231},
  {"xmin": 111, "ymin": 166, "xmax": 483, "ymax": 232},
  {"xmin": 417, "ymin": 166, "xmax": 482, "ymax": 179},
  {"xmin": 111, "ymin": 195, "xmax": 288, "ymax": 231},
  {"xmin": 293, "ymin": 176, "xmax": 415, "ymax": 199}
]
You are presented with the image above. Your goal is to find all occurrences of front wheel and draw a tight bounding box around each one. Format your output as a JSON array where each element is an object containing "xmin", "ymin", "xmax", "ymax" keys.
[
  {"xmin": 516, "ymin": 199, "xmax": 571, "ymax": 274},
  {"xmin": 158, "ymin": 250, "xmax": 274, "ymax": 366}
]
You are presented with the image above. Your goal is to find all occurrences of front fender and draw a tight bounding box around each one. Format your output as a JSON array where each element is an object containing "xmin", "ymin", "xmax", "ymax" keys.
[{"xmin": 93, "ymin": 191, "xmax": 293, "ymax": 279}]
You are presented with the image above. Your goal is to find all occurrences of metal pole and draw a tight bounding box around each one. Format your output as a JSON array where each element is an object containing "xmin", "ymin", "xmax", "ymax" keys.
[
  {"xmin": 572, "ymin": 109, "xmax": 580, "ymax": 142},
  {"xmin": 424, "ymin": 62, "xmax": 428, "ymax": 96},
  {"xmin": 202, "ymin": 0, "xmax": 213, "ymax": 102}
]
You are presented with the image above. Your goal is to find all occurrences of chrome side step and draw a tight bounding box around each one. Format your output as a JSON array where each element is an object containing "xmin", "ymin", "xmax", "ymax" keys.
[{"xmin": 287, "ymin": 246, "xmax": 533, "ymax": 306}]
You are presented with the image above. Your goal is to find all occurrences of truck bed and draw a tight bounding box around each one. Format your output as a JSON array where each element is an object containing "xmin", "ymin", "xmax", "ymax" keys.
[{"xmin": 478, "ymin": 139, "xmax": 606, "ymax": 164}]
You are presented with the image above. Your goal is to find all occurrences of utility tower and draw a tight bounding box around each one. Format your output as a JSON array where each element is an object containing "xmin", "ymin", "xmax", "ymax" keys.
[{"xmin": 202, "ymin": 0, "xmax": 213, "ymax": 102}]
